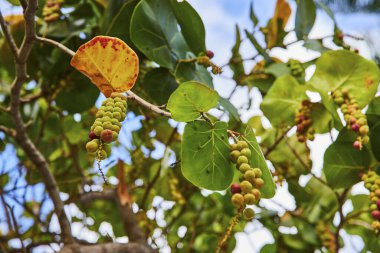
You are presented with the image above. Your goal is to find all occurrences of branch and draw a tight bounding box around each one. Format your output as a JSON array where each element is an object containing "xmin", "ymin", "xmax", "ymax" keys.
[
  {"xmin": 35, "ymin": 36, "xmax": 75, "ymax": 56},
  {"xmin": 264, "ymin": 127, "xmax": 292, "ymax": 157},
  {"xmin": 58, "ymin": 243, "xmax": 153, "ymax": 253},
  {"xmin": 79, "ymin": 190, "xmax": 115, "ymax": 205},
  {"xmin": 334, "ymin": 188, "xmax": 350, "ymax": 251},
  {"xmin": 0, "ymin": 125, "xmax": 16, "ymax": 138},
  {"xmin": 127, "ymin": 91, "xmax": 172, "ymax": 118},
  {"xmin": 0, "ymin": 9, "xmax": 19, "ymax": 58},
  {"xmin": 8, "ymin": 0, "xmax": 74, "ymax": 244}
]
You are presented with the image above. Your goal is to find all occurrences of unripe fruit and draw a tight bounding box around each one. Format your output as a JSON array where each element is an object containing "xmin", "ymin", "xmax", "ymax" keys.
[
  {"xmin": 375, "ymin": 189, "xmax": 380, "ymax": 197},
  {"xmin": 100, "ymin": 129, "xmax": 113, "ymax": 143},
  {"xmin": 237, "ymin": 140, "xmax": 249, "ymax": 150},
  {"xmin": 362, "ymin": 136, "xmax": 369, "ymax": 144},
  {"xmin": 103, "ymin": 121, "xmax": 113, "ymax": 130},
  {"xmin": 237, "ymin": 156, "xmax": 249, "ymax": 166},
  {"xmin": 105, "ymin": 112, "xmax": 113, "ymax": 118},
  {"xmin": 254, "ymin": 178, "xmax": 264, "ymax": 189},
  {"xmin": 372, "ymin": 210, "xmax": 380, "ymax": 220},
  {"xmin": 240, "ymin": 148, "xmax": 251, "ymax": 158},
  {"xmin": 113, "ymin": 107, "xmax": 122, "ymax": 113},
  {"xmin": 96, "ymin": 111, "xmax": 104, "ymax": 118},
  {"xmin": 94, "ymin": 126, "xmax": 103, "ymax": 136},
  {"xmin": 112, "ymin": 131, "xmax": 118, "ymax": 141},
  {"xmin": 239, "ymin": 163, "xmax": 251, "ymax": 173},
  {"xmin": 99, "ymin": 150, "xmax": 107, "ymax": 160},
  {"xmin": 244, "ymin": 170, "xmax": 256, "ymax": 182},
  {"xmin": 231, "ymin": 193, "xmax": 244, "ymax": 207},
  {"xmin": 251, "ymin": 189, "xmax": 261, "ymax": 200},
  {"xmin": 86, "ymin": 141, "xmax": 98, "ymax": 153},
  {"xmin": 230, "ymin": 150, "xmax": 240, "ymax": 162},
  {"xmin": 243, "ymin": 208, "xmax": 255, "ymax": 220},
  {"xmin": 371, "ymin": 204, "xmax": 378, "ymax": 210},
  {"xmin": 230, "ymin": 143, "xmax": 238, "ymax": 150},
  {"xmin": 359, "ymin": 125, "xmax": 369, "ymax": 136},
  {"xmin": 113, "ymin": 112, "xmax": 121, "ymax": 120},
  {"xmin": 252, "ymin": 168, "xmax": 262, "ymax": 178},
  {"xmin": 115, "ymin": 102, "xmax": 124, "ymax": 108},
  {"xmin": 230, "ymin": 183, "xmax": 241, "ymax": 194},
  {"xmin": 104, "ymin": 144, "xmax": 111, "ymax": 155},
  {"xmin": 240, "ymin": 180, "xmax": 253, "ymax": 193},
  {"xmin": 244, "ymin": 193, "xmax": 256, "ymax": 205},
  {"xmin": 89, "ymin": 131, "xmax": 97, "ymax": 140}
]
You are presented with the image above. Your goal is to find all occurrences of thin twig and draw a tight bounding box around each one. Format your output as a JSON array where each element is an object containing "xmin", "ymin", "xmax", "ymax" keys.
[
  {"xmin": 334, "ymin": 188, "xmax": 350, "ymax": 251},
  {"xmin": 0, "ymin": 9, "xmax": 19, "ymax": 58},
  {"xmin": 35, "ymin": 36, "xmax": 75, "ymax": 56},
  {"xmin": 264, "ymin": 127, "xmax": 292, "ymax": 157},
  {"xmin": 127, "ymin": 91, "xmax": 172, "ymax": 118}
]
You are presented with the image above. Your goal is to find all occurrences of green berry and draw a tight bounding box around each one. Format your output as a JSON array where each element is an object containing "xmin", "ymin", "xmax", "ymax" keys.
[
  {"xmin": 230, "ymin": 150, "xmax": 240, "ymax": 162},
  {"xmin": 252, "ymin": 168, "xmax": 262, "ymax": 178},
  {"xmin": 239, "ymin": 163, "xmax": 251, "ymax": 173},
  {"xmin": 113, "ymin": 107, "xmax": 122, "ymax": 113},
  {"xmin": 240, "ymin": 181, "xmax": 253, "ymax": 193},
  {"xmin": 359, "ymin": 125, "xmax": 369, "ymax": 136},
  {"xmin": 371, "ymin": 204, "xmax": 377, "ymax": 210},
  {"xmin": 94, "ymin": 126, "xmax": 103, "ymax": 136},
  {"xmin": 103, "ymin": 144, "xmax": 111, "ymax": 155},
  {"xmin": 254, "ymin": 178, "xmax": 264, "ymax": 189},
  {"xmin": 120, "ymin": 112, "xmax": 126, "ymax": 120},
  {"xmin": 240, "ymin": 148, "xmax": 251, "ymax": 158},
  {"xmin": 244, "ymin": 193, "xmax": 256, "ymax": 205},
  {"xmin": 115, "ymin": 102, "xmax": 124, "ymax": 108},
  {"xmin": 243, "ymin": 208, "xmax": 255, "ymax": 220},
  {"xmin": 99, "ymin": 149, "xmax": 107, "ymax": 160},
  {"xmin": 112, "ymin": 131, "xmax": 118, "ymax": 141},
  {"xmin": 230, "ymin": 143, "xmax": 238, "ymax": 150},
  {"xmin": 231, "ymin": 193, "xmax": 244, "ymax": 207},
  {"xmin": 113, "ymin": 112, "xmax": 122, "ymax": 120},
  {"xmin": 237, "ymin": 155, "xmax": 249, "ymax": 166},
  {"xmin": 251, "ymin": 189, "xmax": 261, "ymax": 200},
  {"xmin": 362, "ymin": 136, "xmax": 369, "ymax": 144},
  {"xmin": 86, "ymin": 141, "xmax": 98, "ymax": 153},
  {"xmin": 96, "ymin": 111, "xmax": 104, "ymax": 118},
  {"xmin": 237, "ymin": 140, "xmax": 249, "ymax": 150},
  {"xmin": 105, "ymin": 106, "xmax": 113, "ymax": 111},
  {"xmin": 244, "ymin": 170, "xmax": 256, "ymax": 182},
  {"xmin": 111, "ymin": 125, "xmax": 121, "ymax": 132},
  {"xmin": 105, "ymin": 112, "xmax": 113, "ymax": 118}
]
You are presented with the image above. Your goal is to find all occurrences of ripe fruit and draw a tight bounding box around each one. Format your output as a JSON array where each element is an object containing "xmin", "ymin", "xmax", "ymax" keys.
[
  {"xmin": 353, "ymin": 141, "xmax": 361, "ymax": 150},
  {"xmin": 371, "ymin": 210, "xmax": 380, "ymax": 220},
  {"xmin": 351, "ymin": 124, "xmax": 360, "ymax": 132},
  {"xmin": 243, "ymin": 208, "xmax": 255, "ymax": 220},
  {"xmin": 206, "ymin": 50, "xmax": 214, "ymax": 59},
  {"xmin": 100, "ymin": 129, "xmax": 113, "ymax": 143},
  {"xmin": 86, "ymin": 141, "xmax": 98, "ymax": 153},
  {"xmin": 231, "ymin": 183, "xmax": 241, "ymax": 194},
  {"xmin": 231, "ymin": 194, "xmax": 244, "ymax": 207},
  {"xmin": 88, "ymin": 131, "xmax": 97, "ymax": 140}
]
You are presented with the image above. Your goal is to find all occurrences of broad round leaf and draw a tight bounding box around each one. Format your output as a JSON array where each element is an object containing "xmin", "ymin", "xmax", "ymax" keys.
[
  {"xmin": 261, "ymin": 75, "xmax": 307, "ymax": 127},
  {"xmin": 70, "ymin": 36, "xmax": 139, "ymax": 97},
  {"xmin": 167, "ymin": 81, "xmax": 219, "ymax": 122},
  {"xmin": 181, "ymin": 121, "xmax": 233, "ymax": 190},
  {"xmin": 309, "ymin": 50, "xmax": 380, "ymax": 109},
  {"xmin": 370, "ymin": 122, "xmax": 380, "ymax": 161}
]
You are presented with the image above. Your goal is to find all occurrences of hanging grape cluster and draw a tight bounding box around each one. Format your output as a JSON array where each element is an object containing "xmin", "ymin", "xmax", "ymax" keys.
[
  {"xmin": 42, "ymin": 0, "xmax": 64, "ymax": 22},
  {"xmin": 316, "ymin": 221, "xmax": 337, "ymax": 253},
  {"xmin": 295, "ymin": 100, "xmax": 315, "ymax": 143},
  {"xmin": 86, "ymin": 92, "xmax": 127, "ymax": 162},
  {"xmin": 229, "ymin": 140, "xmax": 264, "ymax": 220},
  {"xmin": 287, "ymin": 59, "xmax": 305, "ymax": 79},
  {"xmin": 362, "ymin": 171, "xmax": 380, "ymax": 234},
  {"xmin": 332, "ymin": 89, "xmax": 369, "ymax": 149}
]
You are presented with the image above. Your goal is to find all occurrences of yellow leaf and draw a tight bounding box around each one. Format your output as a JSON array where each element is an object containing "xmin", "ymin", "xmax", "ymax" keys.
[
  {"xmin": 265, "ymin": 0, "xmax": 291, "ymax": 49},
  {"xmin": 70, "ymin": 36, "xmax": 139, "ymax": 97}
]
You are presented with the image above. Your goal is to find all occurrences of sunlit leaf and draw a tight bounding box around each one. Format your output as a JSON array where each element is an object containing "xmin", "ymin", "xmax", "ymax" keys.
[{"xmin": 70, "ymin": 36, "xmax": 139, "ymax": 97}]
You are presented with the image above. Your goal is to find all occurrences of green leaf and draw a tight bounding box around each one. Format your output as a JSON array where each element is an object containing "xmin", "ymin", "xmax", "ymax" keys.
[
  {"xmin": 167, "ymin": 81, "xmax": 219, "ymax": 122},
  {"xmin": 169, "ymin": 0, "xmax": 206, "ymax": 54},
  {"xmin": 370, "ymin": 122, "xmax": 380, "ymax": 161},
  {"xmin": 295, "ymin": 0, "xmax": 316, "ymax": 39},
  {"xmin": 310, "ymin": 102, "xmax": 333, "ymax": 134},
  {"xmin": 242, "ymin": 127, "xmax": 276, "ymax": 198},
  {"xmin": 264, "ymin": 62, "xmax": 290, "ymax": 78},
  {"xmin": 323, "ymin": 135, "xmax": 370, "ymax": 189},
  {"xmin": 261, "ymin": 75, "xmax": 307, "ymax": 127},
  {"xmin": 141, "ymin": 68, "xmax": 178, "ymax": 105},
  {"xmin": 63, "ymin": 116, "xmax": 88, "ymax": 144},
  {"xmin": 303, "ymin": 39, "xmax": 330, "ymax": 53},
  {"xmin": 245, "ymin": 29, "xmax": 272, "ymax": 64},
  {"xmin": 309, "ymin": 50, "xmax": 380, "ymax": 110},
  {"xmin": 181, "ymin": 121, "xmax": 233, "ymax": 190},
  {"xmin": 175, "ymin": 61, "xmax": 213, "ymax": 88},
  {"xmin": 249, "ymin": 2, "xmax": 259, "ymax": 27},
  {"xmin": 229, "ymin": 25, "xmax": 245, "ymax": 82}
]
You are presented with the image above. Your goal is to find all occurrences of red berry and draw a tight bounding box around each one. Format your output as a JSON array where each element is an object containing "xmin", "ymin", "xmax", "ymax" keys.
[
  {"xmin": 230, "ymin": 183, "xmax": 241, "ymax": 194},
  {"xmin": 372, "ymin": 210, "xmax": 380, "ymax": 220},
  {"xmin": 353, "ymin": 141, "xmax": 361, "ymax": 150},
  {"xmin": 351, "ymin": 124, "xmax": 360, "ymax": 132},
  {"xmin": 100, "ymin": 129, "xmax": 113, "ymax": 143},
  {"xmin": 377, "ymin": 199, "xmax": 380, "ymax": 210},
  {"xmin": 297, "ymin": 124, "xmax": 305, "ymax": 132},
  {"xmin": 206, "ymin": 50, "xmax": 214, "ymax": 59},
  {"xmin": 89, "ymin": 131, "xmax": 97, "ymax": 140}
]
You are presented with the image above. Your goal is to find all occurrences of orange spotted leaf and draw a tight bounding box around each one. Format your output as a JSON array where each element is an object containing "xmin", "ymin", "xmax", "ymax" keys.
[{"xmin": 70, "ymin": 36, "xmax": 139, "ymax": 97}]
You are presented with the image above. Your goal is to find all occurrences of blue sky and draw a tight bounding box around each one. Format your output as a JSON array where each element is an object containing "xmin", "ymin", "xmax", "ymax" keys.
[{"xmin": 1, "ymin": 0, "xmax": 380, "ymax": 252}]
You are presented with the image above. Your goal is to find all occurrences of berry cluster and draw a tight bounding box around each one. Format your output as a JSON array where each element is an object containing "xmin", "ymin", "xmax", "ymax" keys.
[
  {"xmin": 295, "ymin": 100, "xmax": 315, "ymax": 143},
  {"xmin": 316, "ymin": 221, "xmax": 337, "ymax": 253},
  {"xmin": 85, "ymin": 93, "xmax": 127, "ymax": 160},
  {"xmin": 169, "ymin": 176, "xmax": 186, "ymax": 205},
  {"xmin": 42, "ymin": 0, "xmax": 64, "ymax": 22},
  {"xmin": 362, "ymin": 171, "xmax": 380, "ymax": 234},
  {"xmin": 332, "ymin": 89, "xmax": 369, "ymax": 149},
  {"xmin": 196, "ymin": 51, "xmax": 222, "ymax": 75},
  {"xmin": 287, "ymin": 59, "xmax": 304, "ymax": 78},
  {"xmin": 273, "ymin": 165, "xmax": 296, "ymax": 186},
  {"xmin": 229, "ymin": 140, "xmax": 264, "ymax": 220}
]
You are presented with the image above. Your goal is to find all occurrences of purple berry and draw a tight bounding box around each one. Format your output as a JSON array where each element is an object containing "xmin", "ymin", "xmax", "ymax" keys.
[
  {"xmin": 230, "ymin": 183, "xmax": 241, "ymax": 194},
  {"xmin": 89, "ymin": 131, "xmax": 97, "ymax": 140}
]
